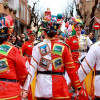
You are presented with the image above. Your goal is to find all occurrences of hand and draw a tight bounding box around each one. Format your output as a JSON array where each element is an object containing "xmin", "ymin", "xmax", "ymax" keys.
[
  {"xmin": 75, "ymin": 89, "xmax": 80, "ymax": 98},
  {"xmin": 20, "ymin": 90, "xmax": 28, "ymax": 99}
]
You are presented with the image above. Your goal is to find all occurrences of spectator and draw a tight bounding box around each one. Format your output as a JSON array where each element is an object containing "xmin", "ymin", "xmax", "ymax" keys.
[
  {"xmin": 98, "ymin": 35, "xmax": 100, "ymax": 41},
  {"xmin": 89, "ymin": 31, "xmax": 96, "ymax": 43},
  {"xmin": 11, "ymin": 35, "xmax": 16, "ymax": 45},
  {"xmin": 16, "ymin": 35, "xmax": 22, "ymax": 47},
  {"xmin": 21, "ymin": 33, "xmax": 25, "ymax": 44}
]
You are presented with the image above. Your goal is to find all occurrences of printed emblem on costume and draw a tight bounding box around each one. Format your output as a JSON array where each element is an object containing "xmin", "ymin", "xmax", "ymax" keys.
[
  {"xmin": 52, "ymin": 44, "xmax": 64, "ymax": 56},
  {"xmin": 52, "ymin": 57, "xmax": 64, "ymax": 70},
  {"xmin": 82, "ymin": 38, "xmax": 86, "ymax": 42},
  {"xmin": 0, "ymin": 44, "xmax": 12, "ymax": 55},
  {"xmin": 28, "ymin": 45, "xmax": 33, "ymax": 47},
  {"xmin": 39, "ymin": 57, "xmax": 50, "ymax": 70},
  {"xmin": 73, "ymin": 40, "xmax": 77, "ymax": 43},
  {"xmin": 39, "ymin": 44, "xmax": 50, "ymax": 56},
  {"xmin": 0, "ymin": 58, "xmax": 9, "ymax": 73}
]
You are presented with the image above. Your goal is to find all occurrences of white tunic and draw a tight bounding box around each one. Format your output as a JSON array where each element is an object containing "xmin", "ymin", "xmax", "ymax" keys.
[
  {"xmin": 23, "ymin": 39, "xmax": 53, "ymax": 98},
  {"xmin": 78, "ymin": 41, "xmax": 100, "ymax": 96}
]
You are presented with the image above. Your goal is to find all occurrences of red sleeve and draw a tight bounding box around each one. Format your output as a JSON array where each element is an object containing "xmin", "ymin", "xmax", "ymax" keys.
[
  {"xmin": 63, "ymin": 46, "xmax": 81, "ymax": 89},
  {"xmin": 66, "ymin": 38, "xmax": 70, "ymax": 46},
  {"xmin": 21, "ymin": 43, "xmax": 26, "ymax": 55},
  {"xmin": 15, "ymin": 47, "xmax": 28, "ymax": 86}
]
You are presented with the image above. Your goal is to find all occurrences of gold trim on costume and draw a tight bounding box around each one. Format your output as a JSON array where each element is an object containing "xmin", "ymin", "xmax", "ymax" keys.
[
  {"xmin": 81, "ymin": 64, "xmax": 87, "ymax": 75},
  {"xmin": 74, "ymin": 80, "xmax": 80, "ymax": 83},
  {"xmin": 66, "ymin": 66, "xmax": 75, "ymax": 68},
  {"xmin": 65, "ymin": 62, "xmax": 74, "ymax": 64},
  {"xmin": 0, "ymin": 94, "xmax": 19, "ymax": 100},
  {"xmin": 76, "ymin": 86, "xmax": 81, "ymax": 89},
  {"xmin": 18, "ymin": 75, "xmax": 27, "ymax": 78},
  {"xmin": 75, "ymin": 83, "xmax": 81, "ymax": 86},
  {"xmin": 85, "ymin": 58, "xmax": 92, "ymax": 70},
  {"xmin": 53, "ymin": 96, "xmax": 70, "ymax": 99}
]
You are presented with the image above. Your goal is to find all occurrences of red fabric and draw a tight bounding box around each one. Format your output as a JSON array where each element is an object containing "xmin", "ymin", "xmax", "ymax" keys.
[
  {"xmin": 0, "ymin": 81, "xmax": 21, "ymax": 99},
  {"xmin": 74, "ymin": 86, "xmax": 89, "ymax": 100},
  {"xmin": 50, "ymin": 98, "xmax": 71, "ymax": 100},
  {"xmin": 5, "ymin": 15, "xmax": 14, "ymax": 27},
  {"xmin": 52, "ymin": 75, "xmax": 69, "ymax": 97},
  {"xmin": 0, "ymin": 42, "xmax": 28, "ymax": 98},
  {"xmin": 66, "ymin": 35, "xmax": 79, "ymax": 62},
  {"xmin": 9, "ymin": 96, "xmax": 21, "ymax": 100},
  {"xmin": 74, "ymin": 62, "xmax": 80, "ymax": 71},
  {"xmin": 51, "ymin": 39, "xmax": 81, "ymax": 97},
  {"xmin": 27, "ymin": 29, "xmax": 33, "ymax": 36},
  {"xmin": 79, "ymin": 86, "xmax": 89, "ymax": 100},
  {"xmin": 21, "ymin": 41, "xmax": 33, "ymax": 57}
]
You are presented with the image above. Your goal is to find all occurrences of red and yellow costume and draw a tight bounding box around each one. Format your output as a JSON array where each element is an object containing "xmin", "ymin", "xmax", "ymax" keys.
[
  {"xmin": 0, "ymin": 42, "xmax": 28, "ymax": 100},
  {"xmin": 23, "ymin": 39, "xmax": 81, "ymax": 99}
]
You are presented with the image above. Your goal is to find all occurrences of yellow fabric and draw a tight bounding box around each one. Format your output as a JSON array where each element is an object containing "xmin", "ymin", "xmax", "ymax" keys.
[
  {"xmin": 84, "ymin": 69, "xmax": 95, "ymax": 97},
  {"xmin": 31, "ymin": 72, "xmax": 37, "ymax": 100}
]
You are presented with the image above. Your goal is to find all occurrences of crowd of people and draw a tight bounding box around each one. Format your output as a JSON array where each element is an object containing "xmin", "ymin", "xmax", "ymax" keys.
[{"xmin": 1, "ymin": 9, "xmax": 100, "ymax": 100}]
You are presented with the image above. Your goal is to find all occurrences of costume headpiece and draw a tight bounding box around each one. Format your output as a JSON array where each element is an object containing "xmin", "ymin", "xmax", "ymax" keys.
[{"xmin": 41, "ymin": 9, "xmax": 63, "ymax": 33}]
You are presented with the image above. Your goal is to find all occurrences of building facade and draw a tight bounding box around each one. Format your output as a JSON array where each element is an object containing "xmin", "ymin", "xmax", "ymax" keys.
[
  {"xmin": 77, "ymin": 0, "xmax": 100, "ymax": 39},
  {"xmin": 0, "ymin": 0, "xmax": 30, "ymax": 35}
]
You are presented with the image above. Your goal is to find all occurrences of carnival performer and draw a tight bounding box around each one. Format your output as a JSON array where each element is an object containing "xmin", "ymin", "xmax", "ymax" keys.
[
  {"xmin": 21, "ymin": 29, "xmax": 37, "ymax": 100},
  {"xmin": 21, "ymin": 18, "xmax": 81, "ymax": 100},
  {"xmin": 78, "ymin": 41, "xmax": 100, "ymax": 100},
  {"xmin": 66, "ymin": 22, "xmax": 92, "ymax": 71},
  {"xmin": 0, "ymin": 17, "xmax": 28, "ymax": 100},
  {"xmin": 21, "ymin": 29, "xmax": 36, "ymax": 60}
]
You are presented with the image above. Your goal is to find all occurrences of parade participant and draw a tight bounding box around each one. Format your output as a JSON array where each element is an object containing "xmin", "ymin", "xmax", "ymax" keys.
[
  {"xmin": 21, "ymin": 29, "xmax": 37, "ymax": 99},
  {"xmin": 66, "ymin": 22, "xmax": 92, "ymax": 71},
  {"xmin": 0, "ymin": 17, "xmax": 28, "ymax": 100},
  {"xmin": 21, "ymin": 29, "xmax": 36, "ymax": 59},
  {"xmin": 78, "ymin": 41, "xmax": 100, "ymax": 100},
  {"xmin": 21, "ymin": 19, "xmax": 81, "ymax": 100}
]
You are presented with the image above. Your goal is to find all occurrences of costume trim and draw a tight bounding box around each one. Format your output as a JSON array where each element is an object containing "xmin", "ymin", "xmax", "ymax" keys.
[
  {"xmin": 81, "ymin": 64, "xmax": 87, "ymax": 75},
  {"xmin": 39, "ymin": 57, "xmax": 50, "ymax": 70},
  {"xmin": 32, "ymin": 57, "xmax": 38, "ymax": 64},
  {"xmin": 52, "ymin": 43, "xmax": 64, "ymax": 56},
  {"xmin": 18, "ymin": 75, "xmax": 27, "ymax": 78},
  {"xmin": 53, "ymin": 96, "xmax": 70, "ymax": 99},
  {"xmin": 52, "ymin": 57, "xmax": 64, "ymax": 70},
  {"xmin": 74, "ymin": 80, "xmax": 80, "ymax": 83},
  {"xmin": 65, "ymin": 62, "xmax": 74, "ymax": 64},
  {"xmin": 0, "ymin": 58, "xmax": 9, "ymax": 73},
  {"xmin": 0, "ymin": 44, "xmax": 12, "ymax": 56},
  {"xmin": 38, "ymin": 44, "xmax": 50, "ymax": 56},
  {"xmin": 66, "ymin": 66, "xmax": 75, "ymax": 68},
  {"xmin": 30, "ymin": 63, "xmax": 35, "ymax": 69},
  {"xmin": 85, "ymin": 58, "xmax": 92, "ymax": 70},
  {"xmin": 0, "ymin": 94, "xmax": 19, "ymax": 100},
  {"xmin": 75, "ymin": 83, "xmax": 81, "ymax": 86}
]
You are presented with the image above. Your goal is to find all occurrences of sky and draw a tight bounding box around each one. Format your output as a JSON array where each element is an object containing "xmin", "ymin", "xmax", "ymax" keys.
[{"xmin": 28, "ymin": 0, "xmax": 74, "ymax": 31}]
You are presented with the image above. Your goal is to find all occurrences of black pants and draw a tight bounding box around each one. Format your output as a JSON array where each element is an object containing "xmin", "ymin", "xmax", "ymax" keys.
[
  {"xmin": 37, "ymin": 99, "xmax": 49, "ymax": 100},
  {"xmin": 95, "ymin": 97, "xmax": 100, "ymax": 100}
]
